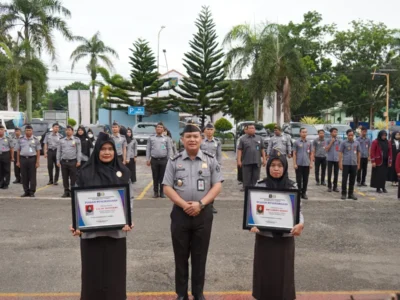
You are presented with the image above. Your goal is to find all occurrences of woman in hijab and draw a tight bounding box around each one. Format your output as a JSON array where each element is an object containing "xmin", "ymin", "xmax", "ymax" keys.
[
  {"xmin": 387, "ymin": 131, "xmax": 400, "ymax": 186},
  {"xmin": 370, "ymin": 130, "xmax": 392, "ymax": 193},
  {"xmin": 87, "ymin": 128, "xmax": 95, "ymax": 144},
  {"xmin": 125, "ymin": 128, "xmax": 137, "ymax": 183},
  {"xmin": 251, "ymin": 150, "xmax": 304, "ymax": 300},
  {"xmin": 70, "ymin": 132, "xmax": 134, "ymax": 300},
  {"xmin": 75, "ymin": 126, "xmax": 93, "ymax": 169}
]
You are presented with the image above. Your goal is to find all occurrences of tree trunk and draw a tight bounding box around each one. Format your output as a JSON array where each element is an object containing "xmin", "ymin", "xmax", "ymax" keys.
[
  {"xmin": 91, "ymin": 83, "xmax": 96, "ymax": 124},
  {"xmin": 25, "ymin": 27, "xmax": 32, "ymax": 122},
  {"xmin": 254, "ymin": 97, "xmax": 259, "ymax": 123},
  {"xmin": 138, "ymin": 94, "xmax": 144, "ymax": 122},
  {"xmin": 370, "ymin": 106, "xmax": 374, "ymax": 129},
  {"xmin": 283, "ymin": 77, "xmax": 291, "ymax": 123},
  {"xmin": 276, "ymin": 90, "xmax": 282, "ymax": 125}
]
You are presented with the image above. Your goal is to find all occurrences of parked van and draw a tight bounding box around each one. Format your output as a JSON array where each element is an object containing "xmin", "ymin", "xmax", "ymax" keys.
[{"xmin": 0, "ymin": 111, "xmax": 25, "ymax": 135}]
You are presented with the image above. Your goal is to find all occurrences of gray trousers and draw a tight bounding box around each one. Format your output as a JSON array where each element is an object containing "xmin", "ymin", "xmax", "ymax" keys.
[{"xmin": 242, "ymin": 164, "xmax": 260, "ymax": 188}]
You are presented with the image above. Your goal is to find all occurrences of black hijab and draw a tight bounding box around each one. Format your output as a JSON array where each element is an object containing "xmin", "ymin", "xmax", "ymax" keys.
[
  {"xmin": 261, "ymin": 153, "xmax": 294, "ymax": 189},
  {"xmin": 76, "ymin": 132, "xmax": 131, "ymax": 187},
  {"xmin": 125, "ymin": 127, "xmax": 133, "ymax": 144},
  {"xmin": 391, "ymin": 131, "xmax": 399, "ymax": 142},
  {"xmin": 75, "ymin": 126, "xmax": 88, "ymax": 141},
  {"xmin": 377, "ymin": 130, "xmax": 389, "ymax": 155}
]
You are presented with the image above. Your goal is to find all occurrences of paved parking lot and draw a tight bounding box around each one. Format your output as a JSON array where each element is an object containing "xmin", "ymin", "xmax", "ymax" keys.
[{"xmin": 0, "ymin": 152, "xmax": 399, "ymax": 299}]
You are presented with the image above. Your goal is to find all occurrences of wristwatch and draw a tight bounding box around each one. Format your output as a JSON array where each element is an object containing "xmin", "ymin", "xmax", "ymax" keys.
[{"xmin": 199, "ymin": 200, "xmax": 205, "ymax": 210}]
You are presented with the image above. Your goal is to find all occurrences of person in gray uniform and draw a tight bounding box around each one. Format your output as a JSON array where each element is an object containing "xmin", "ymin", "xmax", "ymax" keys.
[
  {"xmin": 0, "ymin": 125, "xmax": 14, "ymax": 189},
  {"xmin": 44, "ymin": 123, "xmax": 63, "ymax": 185},
  {"xmin": 163, "ymin": 121, "xmax": 223, "ymax": 300},
  {"xmin": 266, "ymin": 125, "xmax": 292, "ymax": 159},
  {"xmin": 312, "ymin": 129, "xmax": 327, "ymax": 186},
  {"xmin": 339, "ymin": 129, "xmax": 361, "ymax": 200},
  {"xmin": 237, "ymin": 124, "xmax": 266, "ymax": 190},
  {"xmin": 146, "ymin": 122, "xmax": 172, "ymax": 198},
  {"xmin": 293, "ymin": 128, "xmax": 313, "ymax": 199},
  {"xmin": 11, "ymin": 127, "xmax": 22, "ymax": 184},
  {"xmin": 201, "ymin": 122, "xmax": 222, "ymax": 213},
  {"xmin": 111, "ymin": 122, "xmax": 127, "ymax": 164},
  {"xmin": 236, "ymin": 126, "xmax": 248, "ymax": 189},
  {"xmin": 126, "ymin": 127, "xmax": 137, "ymax": 183},
  {"xmin": 16, "ymin": 124, "xmax": 41, "ymax": 197},
  {"xmin": 356, "ymin": 127, "xmax": 371, "ymax": 187},
  {"xmin": 57, "ymin": 126, "xmax": 81, "ymax": 198},
  {"xmin": 325, "ymin": 127, "xmax": 341, "ymax": 192}
]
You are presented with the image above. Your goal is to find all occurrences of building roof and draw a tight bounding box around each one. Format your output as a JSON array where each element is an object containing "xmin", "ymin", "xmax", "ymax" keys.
[{"xmin": 159, "ymin": 69, "xmax": 185, "ymax": 78}]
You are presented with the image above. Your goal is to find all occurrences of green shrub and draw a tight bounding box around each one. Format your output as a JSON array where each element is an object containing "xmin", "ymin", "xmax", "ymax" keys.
[
  {"xmin": 265, "ymin": 123, "xmax": 277, "ymax": 131},
  {"xmin": 68, "ymin": 118, "xmax": 77, "ymax": 127},
  {"xmin": 214, "ymin": 117, "xmax": 233, "ymax": 132}
]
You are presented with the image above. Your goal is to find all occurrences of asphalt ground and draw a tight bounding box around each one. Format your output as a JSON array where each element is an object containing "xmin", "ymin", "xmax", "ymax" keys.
[{"xmin": 0, "ymin": 152, "xmax": 399, "ymax": 299}]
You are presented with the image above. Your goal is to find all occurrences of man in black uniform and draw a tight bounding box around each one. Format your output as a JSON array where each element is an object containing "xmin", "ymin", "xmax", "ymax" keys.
[
  {"xmin": 0, "ymin": 125, "xmax": 14, "ymax": 189},
  {"xmin": 16, "ymin": 124, "xmax": 41, "ymax": 197},
  {"xmin": 163, "ymin": 122, "xmax": 223, "ymax": 300},
  {"xmin": 11, "ymin": 127, "xmax": 22, "ymax": 183}
]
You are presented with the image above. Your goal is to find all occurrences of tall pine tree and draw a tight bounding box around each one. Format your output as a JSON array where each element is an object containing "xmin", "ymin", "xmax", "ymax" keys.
[
  {"xmin": 98, "ymin": 38, "xmax": 173, "ymax": 121},
  {"xmin": 173, "ymin": 6, "xmax": 228, "ymax": 128}
]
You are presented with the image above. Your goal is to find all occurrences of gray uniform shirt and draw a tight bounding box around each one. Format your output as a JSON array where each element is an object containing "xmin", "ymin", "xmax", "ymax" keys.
[
  {"xmin": 267, "ymin": 134, "xmax": 291, "ymax": 156},
  {"xmin": 17, "ymin": 136, "xmax": 41, "ymax": 157},
  {"xmin": 293, "ymin": 139, "xmax": 312, "ymax": 166},
  {"xmin": 111, "ymin": 134, "xmax": 127, "ymax": 156},
  {"xmin": 339, "ymin": 140, "xmax": 361, "ymax": 166},
  {"xmin": 43, "ymin": 132, "xmax": 63, "ymax": 150},
  {"xmin": 0, "ymin": 136, "xmax": 13, "ymax": 153},
  {"xmin": 356, "ymin": 137, "xmax": 371, "ymax": 158},
  {"xmin": 201, "ymin": 137, "xmax": 222, "ymax": 164},
  {"xmin": 146, "ymin": 135, "xmax": 172, "ymax": 161},
  {"xmin": 127, "ymin": 139, "xmax": 138, "ymax": 159},
  {"xmin": 10, "ymin": 134, "xmax": 21, "ymax": 150},
  {"xmin": 312, "ymin": 138, "xmax": 327, "ymax": 158},
  {"xmin": 238, "ymin": 134, "xmax": 264, "ymax": 165},
  {"xmin": 56, "ymin": 136, "xmax": 82, "ymax": 163},
  {"xmin": 326, "ymin": 138, "xmax": 341, "ymax": 162},
  {"xmin": 163, "ymin": 150, "xmax": 224, "ymax": 202}
]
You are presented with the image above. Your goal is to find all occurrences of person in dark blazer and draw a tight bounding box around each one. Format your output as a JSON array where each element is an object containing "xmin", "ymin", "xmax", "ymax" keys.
[
  {"xmin": 387, "ymin": 131, "xmax": 400, "ymax": 186},
  {"xmin": 370, "ymin": 130, "xmax": 392, "ymax": 193}
]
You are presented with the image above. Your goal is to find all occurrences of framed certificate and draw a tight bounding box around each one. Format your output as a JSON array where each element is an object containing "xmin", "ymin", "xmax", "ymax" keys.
[
  {"xmin": 71, "ymin": 184, "xmax": 132, "ymax": 232},
  {"xmin": 243, "ymin": 187, "xmax": 300, "ymax": 233}
]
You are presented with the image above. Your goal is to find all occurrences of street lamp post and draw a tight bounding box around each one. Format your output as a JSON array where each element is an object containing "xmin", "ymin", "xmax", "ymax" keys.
[{"xmin": 157, "ymin": 26, "xmax": 166, "ymax": 75}]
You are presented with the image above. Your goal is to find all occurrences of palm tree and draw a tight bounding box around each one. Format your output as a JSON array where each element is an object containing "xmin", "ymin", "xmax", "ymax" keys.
[
  {"xmin": 70, "ymin": 32, "xmax": 119, "ymax": 124},
  {"xmin": 224, "ymin": 23, "xmax": 308, "ymax": 123},
  {"xmin": 0, "ymin": 40, "xmax": 47, "ymax": 111},
  {"xmin": 0, "ymin": 0, "xmax": 73, "ymax": 121},
  {"xmin": 223, "ymin": 24, "xmax": 269, "ymax": 122}
]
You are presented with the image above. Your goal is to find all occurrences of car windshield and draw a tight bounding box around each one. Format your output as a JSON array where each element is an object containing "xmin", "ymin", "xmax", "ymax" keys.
[
  {"xmin": 239, "ymin": 123, "xmax": 264, "ymax": 131},
  {"xmin": 23, "ymin": 123, "xmax": 48, "ymax": 133},
  {"xmin": 3, "ymin": 118, "xmax": 16, "ymax": 129},
  {"xmin": 133, "ymin": 124, "xmax": 156, "ymax": 134},
  {"xmin": 291, "ymin": 124, "xmax": 318, "ymax": 136}
]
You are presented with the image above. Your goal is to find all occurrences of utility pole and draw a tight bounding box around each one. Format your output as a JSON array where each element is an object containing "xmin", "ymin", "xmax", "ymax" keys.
[{"xmin": 157, "ymin": 26, "xmax": 166, "ymax": 98}]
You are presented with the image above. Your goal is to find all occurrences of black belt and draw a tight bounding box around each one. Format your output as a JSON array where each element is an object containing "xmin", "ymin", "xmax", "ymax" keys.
[
  {"xmin": 61, "ymin": 159, "xmax": 77, "ymax": 163},
  {"xmin": 152, "ymin": 157, "xmax": 167, "ymax": 160},
  {"xmin": 0, "ymin": 151, "xmax": 10, "ymax": 154},
  {"xmin": 48, "ymin": 148, "xmax": 57, "ymax": 151},
  {"xmin": 21, "ymin": 156, "xmax": 36, "ymax": 159}
]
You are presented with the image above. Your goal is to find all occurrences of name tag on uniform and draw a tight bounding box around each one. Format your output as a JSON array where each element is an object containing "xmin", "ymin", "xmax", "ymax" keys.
[
  {"xmin": 197, "ymin": 179, "xmax": 205, "ymax": 191},
  {"xmin": 29, "ymin": 147, "xmax": 33, "ymax": 153},
  {"xmin": 161, "ymin": 144, "xmax": 166, "ymax": 150},
  {"xmin": 335, "ymin": 145, "xmax": 339, "ymax": 151},
  {"xmin": 256, "ymin": 145, "xmax": 260, "ymax": 150}
]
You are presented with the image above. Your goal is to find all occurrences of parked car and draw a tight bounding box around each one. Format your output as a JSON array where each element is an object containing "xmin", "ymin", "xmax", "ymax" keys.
[
  {"xmin": 323, "ymin": 124, "xmax": 357, "ymax": 140},
  {"xmin": 21, "ymin": 121, "xmax": 49, "ymax": 155},
  {"xmin": 132, "ymin": 122, "xmax": 158, "ymax": 153},
  {"xmin": 282, "ymin": 122, "xmax": 319, "ymax": 143},
  {"xmin": 85, "ymin": 124, "xmax": 111, "ymax": 140}
]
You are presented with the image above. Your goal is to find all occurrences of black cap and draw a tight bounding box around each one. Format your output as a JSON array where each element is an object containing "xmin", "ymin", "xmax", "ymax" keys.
[
  {"xmin": 205, "ymin": 123, "xmax": 214, "ymax": 129},
  {"xmin": 25, "ymin": 124, "xmax": 33, "ymax": 130},
  {"xmin": 52, "ymin": 122, "xmax": 59, "ymax": 127},
  {"xmin": 182, "ymin": 121, "xmax": 201, "ymax": 134}
]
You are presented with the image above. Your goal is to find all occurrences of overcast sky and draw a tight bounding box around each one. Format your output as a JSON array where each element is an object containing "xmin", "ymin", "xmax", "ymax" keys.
[{"xmin": 32, "ymin": 0, "xmax": 400, "ymax": 90}]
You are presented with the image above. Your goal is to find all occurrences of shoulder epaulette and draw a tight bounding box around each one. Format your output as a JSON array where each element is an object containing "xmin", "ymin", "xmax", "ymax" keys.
[
  {"xmin": 203, "ymin": 151, "xmax": 215, "ymax": 158},
  {"xmin": 214, "ymin": 137, "xmax": 220, "ymax": 142},
  {"xmin": 171, "ymin": 153, "xmax": 182, "ymax": 161}
]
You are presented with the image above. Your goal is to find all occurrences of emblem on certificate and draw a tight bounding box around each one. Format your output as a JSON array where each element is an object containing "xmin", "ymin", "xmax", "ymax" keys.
[
  {"xmin": 71, "ymin": 184, "xmax": 132, "ymax": 232},
  {"xmin": 243, "ymin": 187, "xmax": 300, "ymax": 233}
]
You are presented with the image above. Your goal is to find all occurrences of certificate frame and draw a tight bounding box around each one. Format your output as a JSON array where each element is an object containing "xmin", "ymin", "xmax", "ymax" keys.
[
  {"xmin": 71, "ymin": 184, "xmax": 132, "ymax": 232},
  {"xmin": 243, "ymin": 187, "xmax": 300, "ymax": 233}
]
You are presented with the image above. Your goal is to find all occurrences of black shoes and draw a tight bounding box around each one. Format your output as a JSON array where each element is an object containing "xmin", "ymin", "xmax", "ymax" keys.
[
  {"xmin": 2, "ymin": 185, "xmax": 8, "ymax": 189},
  {"xmin": 21, "ymin": 193, "xmax": 30, "ymax": 197},
  {"xmin": 159, "ymin": 192, "xmax": 166, "ymax": 198},
  {"xmin": 348, "ymin": 194, "xmax": 357, "ymax": 200},
  {"xmin": 47, "ymin": 181, "xmax": 53, "ymax": 185},
  {"xmin": 333, "ymin": 188, "xmax": 340, "ymax": 192},
  {"xmin": 53, "ymin": 182, "xmax": 58, "ymax": 186},
  {"xmin": 382, "ymin": 188, "xmax": 388, "ymax": 193},
  {"xmin": 30, "ymin": 193, "xmax": 35, "ymax": 197},
  {"xmin": 361, "ymin": 183, "xmax": 367, "ymax": 187},
  {"xmin": 13, "ymin": 180, "xmax": 21, "ymax": 184},
  {"xmin": 153, "ymin": 192, "xmax": 158, "ymax": 198},
  {"xmin": 193, "ymin": 295, "xmax": 206, "ymax": 300},
  {"xmin": 341, "ymin": 195, "xmax": 346, "ymax": 200},
  {"xmin": 176, "ymin": 296, "xmax": 189, "ymax": 300},
  {"xmin": 316, "ymin": 182, "xmax": 320, "ymax": 186},
  {"xmin": 327, "ymin": 188, "xmax": 332, "ymax": 192},
  {"xmin": 212, "ymin": 206, "xmax": 218, "ymax": 213},
  {"xmin": 301, "ymin": 193, "xmax": 308, "ymax": 200},
  {"xmin": 61, "ymin": 193, "xmax": 69, "ymax": 198},
  {"xmin": 357, "ymin": 183, "xmax": 362, "ymax": 187},
  {"xmin": 377, "ymin": 189, "xmax": 382, "ymax": 194}
]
